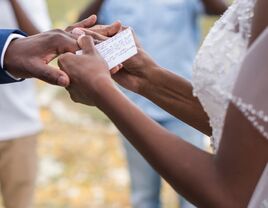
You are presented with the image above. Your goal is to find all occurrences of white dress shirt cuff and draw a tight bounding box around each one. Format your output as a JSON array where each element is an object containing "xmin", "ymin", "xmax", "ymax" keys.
[{"xmin": 1, "ymin": 34, "xmax": 25, "ymax": 80}]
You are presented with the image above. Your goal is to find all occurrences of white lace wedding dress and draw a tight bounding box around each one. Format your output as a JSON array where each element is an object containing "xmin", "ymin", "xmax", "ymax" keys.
[{"xmin": 192, "ymin": 0, "xmax": 268, "ymax": 206}]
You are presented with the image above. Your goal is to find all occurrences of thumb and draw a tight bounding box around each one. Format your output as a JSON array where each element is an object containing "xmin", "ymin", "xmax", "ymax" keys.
[
  {"xmin": 65, "ymin": 15, "xmax": 97, "ymax": 32},
  {"xmin": 78, "ymin": 35, "xmax": 96, "ymax": 55},
  {"xmin": 100, "ymin": 21, "xmax": 122, "ymax": 37},
  {"xmin": 91, "ymin": 21, "xmax": 122, "ymax": 37}
]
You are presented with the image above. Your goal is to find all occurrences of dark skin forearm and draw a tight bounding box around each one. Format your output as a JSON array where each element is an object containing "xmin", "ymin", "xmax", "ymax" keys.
[
  {"xmin": 94, "ymin": 81, "xmax": 232, "ymax": 207},
  {"xmin": 78, "ymin": 0, "xmax": 103, "ymax": 22},
  {"xmin": 112, "ymin": 48, "xmax": 211, "ymax": 136},
  {"xmin": 59, "ymin": 4, "xmax": 268, "ymax": 203},
  {"xmin": 60, "ymin": 56, "xmax": 268, "ymax": 207},
  {"xmin": 9, "ymin": 0, "xmax": 40, "ymax": 35},
  {"xmin": 93, "ymin": 80, "xmax": 268, "ymax": 207},
  {"xmin": 201, "ymin": 0, "xmax": 228, "ymax": 15},
  {"xmin": 140, "ymin": 67, "xmax": 211, "ymax": 136}
]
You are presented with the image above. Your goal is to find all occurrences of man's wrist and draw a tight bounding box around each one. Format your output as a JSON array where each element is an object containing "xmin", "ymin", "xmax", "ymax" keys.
[{"xmin": 2, "ymin": 34, "xmax": 25, "ymax": 80}]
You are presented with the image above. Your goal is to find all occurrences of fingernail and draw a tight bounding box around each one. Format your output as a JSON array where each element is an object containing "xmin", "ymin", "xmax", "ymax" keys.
[
  {"xmin": 58, "ymin": 76, "xmax": 68, "ymax": 87},
  {"xmin": 78, "ymin": 34, "xmax": 86, "ymax": 45},
  {"xmin": 72, "ymin": 28, "xmax": 85, "ymax": 36},
  {"xmin": 94, "ymin": 39, "xmax": 102, "ymax": 45}
]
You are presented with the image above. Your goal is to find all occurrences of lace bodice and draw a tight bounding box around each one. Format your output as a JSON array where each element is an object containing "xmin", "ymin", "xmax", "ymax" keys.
[
  {"xmin": 192, "ymin": 0, "xmax": 256, "ymax": 152},
  {"xmin": 192, "ymin": 0, "xmax": 268, "ymax": 206}
]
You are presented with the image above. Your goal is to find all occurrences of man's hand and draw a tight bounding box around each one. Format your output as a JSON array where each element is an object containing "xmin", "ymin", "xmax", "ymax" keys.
[
  {"xmin": 65, "ymin": 15, "xmax": 97, "ymax": 33},
  {"xmin": 4, "ymin": 30, "xmax": 79, "ymax": 86},
  {"xmin": 71, "ymin": 21, "xmax": 122, "ymax": 39},
  {"xmin": 3, "ymin": 15, "xmax": 98, "ymax": 86}
]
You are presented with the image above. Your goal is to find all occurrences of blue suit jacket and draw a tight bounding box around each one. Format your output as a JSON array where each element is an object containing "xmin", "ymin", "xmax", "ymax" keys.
[{"xmin": 0, "ymin": 29, "xmax": 26, "ymax": 84}]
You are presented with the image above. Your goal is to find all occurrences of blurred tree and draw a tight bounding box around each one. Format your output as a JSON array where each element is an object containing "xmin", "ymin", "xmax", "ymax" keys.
[{"xmin": 47, "ymin": 0, "xmax": 92, "ymax": 28}]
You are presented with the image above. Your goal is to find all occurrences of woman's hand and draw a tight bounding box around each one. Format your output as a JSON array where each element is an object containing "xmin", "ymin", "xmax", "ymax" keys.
[
  {"xmin": 113, "ymin": 43, "xmax": 160, "ymax": 94},
  {"xmin": 76, "ymin": 25, "xmax": 161, "ymax": 94},
  {"xmin": 71, "ymin": 21, "xmax": 124, "ymax": 74},
  {"xmin": 102, "ymin": 26, "xmax": 160, "ymax": 94},
  {"xmin": 69, "ymin": 23, "xmax": 160, "ymax": 95},
  {"xmin": 58, "ymin": 35, "xmax": 115, "ymax": 106}
]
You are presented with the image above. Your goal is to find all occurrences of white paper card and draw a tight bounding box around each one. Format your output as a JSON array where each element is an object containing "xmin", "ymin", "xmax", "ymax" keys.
[{"xmin": 76, "ymin": 28, "xmax": 137, "ymax": 70}]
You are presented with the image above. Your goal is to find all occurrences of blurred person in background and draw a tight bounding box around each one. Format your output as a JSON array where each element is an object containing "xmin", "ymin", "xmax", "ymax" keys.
[
  {"xmin": 79, "ymin": 1, "xmax": 227, "ymax": 208},
  {"xmin": 0, "ymin": 0, "xmax": 51, "ymax": 207}
]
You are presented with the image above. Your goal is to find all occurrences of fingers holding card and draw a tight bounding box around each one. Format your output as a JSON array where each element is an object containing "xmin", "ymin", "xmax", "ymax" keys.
[{"xmin": 76, "ymin": 28, "xmax": 137, "ymax": 70}]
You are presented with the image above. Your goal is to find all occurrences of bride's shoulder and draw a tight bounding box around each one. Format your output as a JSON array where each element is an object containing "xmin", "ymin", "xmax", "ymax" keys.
[
  {"xmin": 232, "ymin": 28, "xmax": 268, "ymax": 140},
  {"xmin": 249, "ymin": 0, "xmax": 268, "ymax": 46},
  {"xmin": 235, "ymin": 0, "xmax": 268, "ymax": 111}
]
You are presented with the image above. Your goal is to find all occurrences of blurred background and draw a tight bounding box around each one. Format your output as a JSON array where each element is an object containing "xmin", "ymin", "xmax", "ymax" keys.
[{"xmin": 0, "ymin": 0, "xmax": 221, "ymax": 208}]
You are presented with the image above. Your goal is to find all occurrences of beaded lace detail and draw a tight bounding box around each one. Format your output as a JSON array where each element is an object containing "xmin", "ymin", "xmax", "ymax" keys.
[
  {"xmin": 192, "ymin": 0, "xmax": 256, "ymax": 152},
  {"xmin": 221, "ymin": 89, "xmax": 268, "ymax": 140}
]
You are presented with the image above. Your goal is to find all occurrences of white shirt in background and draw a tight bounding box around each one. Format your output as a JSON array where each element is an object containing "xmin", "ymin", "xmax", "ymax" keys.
[{"xmin": 0, "ymin": 0, "xmax": 51, "ymax": 140}]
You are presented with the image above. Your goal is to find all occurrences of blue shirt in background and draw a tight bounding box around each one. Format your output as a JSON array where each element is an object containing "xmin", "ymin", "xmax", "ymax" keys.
[{"xmin": 99, "ymin": 0, "xmax": 204, "ymax": 121}]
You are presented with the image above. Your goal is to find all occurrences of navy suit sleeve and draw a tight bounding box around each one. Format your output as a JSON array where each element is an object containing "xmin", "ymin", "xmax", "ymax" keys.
[{"xmin": 0, "ymin": 29, "xmax": 27, "ymax": 84}]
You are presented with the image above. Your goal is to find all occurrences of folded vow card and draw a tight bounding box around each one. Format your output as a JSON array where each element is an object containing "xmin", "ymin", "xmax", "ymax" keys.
[{"xmin": 76, "ymin": 28, "xmax": 138, "ymax": 70}]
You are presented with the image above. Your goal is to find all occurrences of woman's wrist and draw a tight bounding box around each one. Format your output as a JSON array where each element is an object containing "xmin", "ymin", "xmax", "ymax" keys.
[
  {"xmin": 134, "ymin": 49, "xmax": 162, "ymax": 94},
  {"xmin": 138, "ymin": 64, "xmax": 164, "ymax": 96},
  {"xmin": 93, "ymin": 75, "xmax": 119, "ymax": 108}
]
